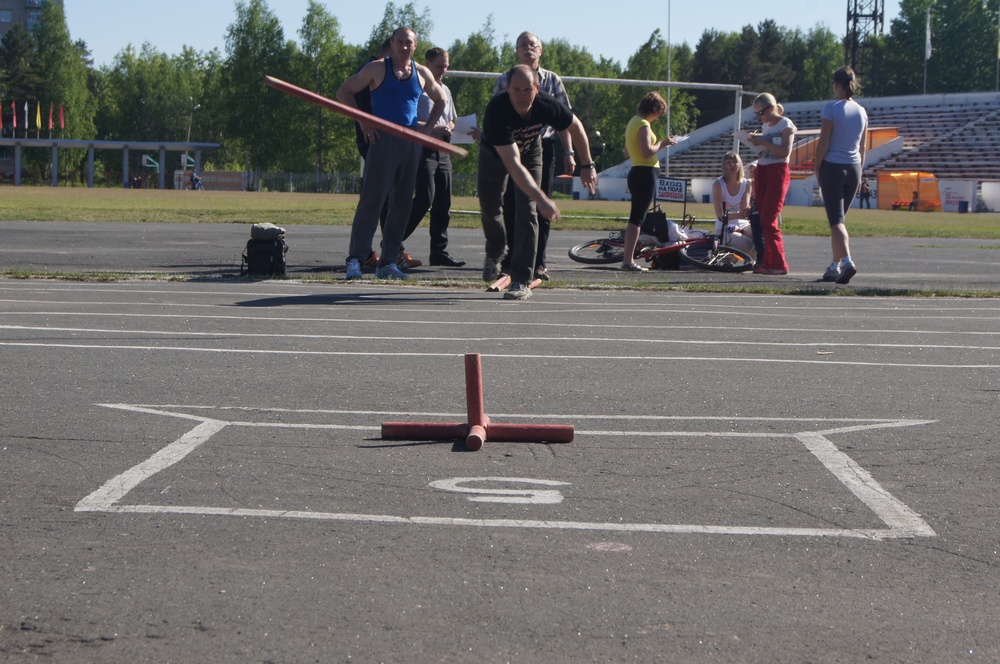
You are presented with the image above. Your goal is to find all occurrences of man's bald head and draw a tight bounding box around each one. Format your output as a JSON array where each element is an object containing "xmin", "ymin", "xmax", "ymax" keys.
[
  {"xmin": 505, "ymin": 64, "xmax": 540, "ymax": 117},
  {"xmin": 506, "ymin": 64, "xmax": 538, "ymax": 88}
]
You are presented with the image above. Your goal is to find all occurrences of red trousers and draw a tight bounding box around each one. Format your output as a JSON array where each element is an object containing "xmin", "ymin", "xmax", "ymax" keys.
[{"xmin": 753, "ymin": 162, "xmax": 790, "ymax": 271}]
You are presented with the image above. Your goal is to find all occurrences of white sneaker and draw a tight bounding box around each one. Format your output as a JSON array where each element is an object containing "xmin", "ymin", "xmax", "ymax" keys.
[
  {"xmin": 821, "ymin": 262, "xmax": 840, "ymax": 282},
  {"xmin": 375, "ymin": 263, "xmax": 409, "ymax": 280},
  {"xmin": 345, "ymin": 258, "xmax": 362, "ymax": 280}
]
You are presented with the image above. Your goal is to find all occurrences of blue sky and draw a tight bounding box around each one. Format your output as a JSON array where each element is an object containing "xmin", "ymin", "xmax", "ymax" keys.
[{"xmin": 66, "ymin": 1, "xmax": 903, "ymax": 70}]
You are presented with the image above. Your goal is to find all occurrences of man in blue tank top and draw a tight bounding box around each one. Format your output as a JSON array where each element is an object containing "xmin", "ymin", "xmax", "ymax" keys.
[{"xmin": 336, "ymin": 27, "xmax": 446, "ymax": 280}]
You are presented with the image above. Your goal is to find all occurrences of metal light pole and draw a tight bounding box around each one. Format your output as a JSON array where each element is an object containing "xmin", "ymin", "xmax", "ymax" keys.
[
  {"xmin": 184, "ymin": 97, "xmax": 201, "ymax": 171},
  {"xmin": 665, "ymin": 0, "xmax": 671, "ymax": 176}
]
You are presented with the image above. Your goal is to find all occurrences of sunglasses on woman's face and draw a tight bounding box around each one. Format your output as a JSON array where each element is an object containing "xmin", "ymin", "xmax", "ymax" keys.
[{"xmin": 755, "ymin": 106, "xmax": 771, "ymax": 117}]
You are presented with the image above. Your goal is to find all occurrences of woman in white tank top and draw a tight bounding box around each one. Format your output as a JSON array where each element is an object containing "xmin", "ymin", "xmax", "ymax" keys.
[{"xmin": 711, "ymin": 152, "xmax": 755, "ymax": 257}]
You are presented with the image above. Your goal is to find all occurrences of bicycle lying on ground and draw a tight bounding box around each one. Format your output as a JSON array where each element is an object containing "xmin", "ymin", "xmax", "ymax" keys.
[{"xmin": 567, "ymin": 214, "xmax": 756, "ymax": 272}]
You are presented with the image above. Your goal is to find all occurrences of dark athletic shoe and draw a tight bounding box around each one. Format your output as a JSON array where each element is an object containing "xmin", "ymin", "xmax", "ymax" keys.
[{"xmin": 430, "ymin": 253, "xmax": 466, "ymax": 267}]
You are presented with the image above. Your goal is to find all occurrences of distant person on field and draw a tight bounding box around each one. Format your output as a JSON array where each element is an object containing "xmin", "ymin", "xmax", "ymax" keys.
[
  {"xmin": 621, "ymin": 91, "xmax": 677, "ymax": 272},
  {"xmin": 351, "ymin": 38, "xmax": 392, "ymax": 269},
  {"xmin": 747, "ymin": 92, "xmax": 794, "ymax": 275},
  {"xmin": 493, "ymin": 32, "xmax": 574, "ymax": 281},
  {"xmin": 478, "ymin": 64, "xmax": 596, "ymax": 300},
  {"xmin": 336, "ymin": 27, "xmax": 445, "ymax": 281},
  {"xmin": 909, "ymin": 190, "xmax": 919, "ymax": 211},
  {"xmin": 401, "ymin": 47, "xmax": 471, "ymax": 268},
  {"xmin": 744, "ymin": 160, "xmax": 765, "ymax": 261},
  {"xmin": 813, "ymin": 66, "xmax": 868, "ymax": 285},
  {"xmin": 711, "ymin": 151, "xmax": 755, "ymax": 258},
  {"xmin": 859, "ymin": 176, "xmax": 872, "ymax": 208}
]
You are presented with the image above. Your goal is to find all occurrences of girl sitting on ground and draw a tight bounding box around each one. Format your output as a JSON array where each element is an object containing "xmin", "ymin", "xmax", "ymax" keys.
[{"xmin": 711, "ymin": 151, "xmax": 756, "ymax": 259}]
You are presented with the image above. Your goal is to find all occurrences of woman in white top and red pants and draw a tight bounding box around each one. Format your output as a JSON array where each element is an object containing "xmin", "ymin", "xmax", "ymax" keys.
[{"xmin": 747, "ymin": 92, "xmax": 794, "ymax": 275}]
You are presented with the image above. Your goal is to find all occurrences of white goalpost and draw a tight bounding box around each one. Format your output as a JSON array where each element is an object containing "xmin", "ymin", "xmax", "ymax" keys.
[{"xmin": 448, "ymin": 70, "xmax": 747, "ymax": 172}]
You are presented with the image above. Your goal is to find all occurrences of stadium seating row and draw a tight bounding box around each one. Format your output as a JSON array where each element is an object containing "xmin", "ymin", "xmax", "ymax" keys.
[{"xmin": 662, "ymin": 92, "xmax": 1000, "ymax": 182}]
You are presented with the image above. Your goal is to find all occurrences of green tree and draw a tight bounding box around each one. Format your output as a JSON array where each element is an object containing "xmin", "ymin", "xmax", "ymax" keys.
[
  {"xmin": 924, "ymin": 0, "xmax": 997, "ymax": 92},
  {"xmin": 191, "ymin": 48, "xmax": 230, "ymax": 168},
  {"xmin": 294, "ymin": 0, "xmax": 356, "ymax": 182},
  {"xmin": 535, "ymin": 37, "xmax": 626, "ymax": 170},
  {"xmin": 690, "ymin": 29, "xmax": 743, "ymax": 126},
  {"xmin": 73, "ymin": 39, "xmax": 102, "ymax": 109},
  {"xmin": 365, "ymin": 2, "xmax": 433, "ymax": 55},
  {"xmin": 784, "ymin": 26, "xmax": 843, "ymax": 101},
  {"xmin": 222, "ymin": 0, "xmax": 294, "ymax": 178},
  {"xmin": 92, "ymin": 41, "xmax": 221, "ymax": 182},
  {"xmin": 34, "ymin": 2, "xmax": 96, "ymax": 139},
  {"xmin": 447, "ymin": 18, "xmax": 505, "ymax": 180},
  {"xmin": 622, "ymin": 30, "xmax": 699, "ymax": 136},
  {"xmin": 753, "ymin": 20, "xmax": 796, "ymax": 101},
  {"xmin": 97, "ymin": 45, "xmax": 190, "ymax": 141},
  {"xmin": 31, "ymin": 2, "xmax": 96, "ymax": 182},
  {"xmin": 691, "ymin": 21, "xmax": 841, "ymax": 126},
  {"xmin": 0, "ymin": 23, "xmax": 41, "ymax": 124},
  {"xmin": 875, "ymin": 0, "xmax": 998, "ymax": 95}
]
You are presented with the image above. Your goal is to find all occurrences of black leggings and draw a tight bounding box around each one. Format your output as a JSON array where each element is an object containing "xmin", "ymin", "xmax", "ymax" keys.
[
  {"xmin": 818, "ymin": 160, "xmax": 862, "ymax": 226},
  {"xmin": 627, "ymin": 166, "xmax": 657, "ymax": 227}
]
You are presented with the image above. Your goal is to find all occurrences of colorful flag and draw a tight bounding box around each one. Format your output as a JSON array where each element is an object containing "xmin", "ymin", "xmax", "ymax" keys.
[
  {"xmin": 925, "ymin": 7, "xmax": 932, "ymax": 61},
  {"xmin": 59, "ymin": 104, "xmax": 64, "ymax": 130},
  {"xmin": 48, "ymin": 102, "xmax": 53, "ymax": 130},
  {"xmin": 11, "ymin": 101, "xmax": 16, "ymax": 129},
  {"xmin": 23, "ymin": 101, "xmax": 27, "ymax": 132},
  {"xmin": 35, "ymin": 101, "xmax": 41, "ymax": 130},
  {"xmin": 0, "ymin": 102, "xmax": 3, "ymax": 130}
]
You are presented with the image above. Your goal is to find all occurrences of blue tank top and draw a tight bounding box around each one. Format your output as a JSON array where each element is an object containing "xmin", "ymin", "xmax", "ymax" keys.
[{"xmin": 371, "ymin": 57, "xmax": 422, "ymax": 128}]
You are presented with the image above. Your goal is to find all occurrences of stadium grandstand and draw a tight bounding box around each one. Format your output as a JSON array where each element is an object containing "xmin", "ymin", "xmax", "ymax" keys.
[{"xmin": 599, "ymin": 91, "xmax": 1000, "ymax": 211}]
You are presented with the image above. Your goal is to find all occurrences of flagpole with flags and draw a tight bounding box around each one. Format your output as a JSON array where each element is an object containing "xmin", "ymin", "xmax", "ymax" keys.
[{"xmin": 923, "ymin": 5, "xmax": 932, "ymax": 94}]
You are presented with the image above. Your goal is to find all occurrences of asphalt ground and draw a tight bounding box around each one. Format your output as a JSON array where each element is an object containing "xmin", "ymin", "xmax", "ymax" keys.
[
  {"xmin": 5, "ymin": 219, "xmax": 1000, "ymax": 293},
  {"xmin": 1, "ymin": 220, "xmax": 1000, "ymax": 662}
]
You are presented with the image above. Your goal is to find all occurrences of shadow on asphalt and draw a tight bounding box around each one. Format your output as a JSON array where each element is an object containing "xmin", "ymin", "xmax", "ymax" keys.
[{"xmin": 232, "ymin": 292, "xmax": 470, "ymax": 307}]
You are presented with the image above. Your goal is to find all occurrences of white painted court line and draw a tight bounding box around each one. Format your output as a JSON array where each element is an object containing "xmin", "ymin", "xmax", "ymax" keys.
[
  {"xmin": 3, "ymin": 324, "xmax": 1000, "ymax": 352},
  {"xmin": 75, "ymin": 404, "xmax": 937, "ymax": 541},
  {"xmin": 4, "ymin": 289, "xmax": 1000, "ymax": 318},
  {"xmin": 1, "ymin": 341, "xmax": 995, "ymax": 369},
  {"xmin": 4, "ymin": 307, "xmax": 1000, "ymax": 330}
]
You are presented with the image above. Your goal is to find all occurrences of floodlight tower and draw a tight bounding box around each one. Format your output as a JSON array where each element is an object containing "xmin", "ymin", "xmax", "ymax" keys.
[{"xmin": 846, "ymin": 0, "xmax": 884, "ymax": 87}]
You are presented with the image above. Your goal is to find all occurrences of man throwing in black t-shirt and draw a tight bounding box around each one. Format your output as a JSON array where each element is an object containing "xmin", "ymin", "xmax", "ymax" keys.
[{"xmin": 478, "ymin": 64, "xmax": 597, "ymax": 300}]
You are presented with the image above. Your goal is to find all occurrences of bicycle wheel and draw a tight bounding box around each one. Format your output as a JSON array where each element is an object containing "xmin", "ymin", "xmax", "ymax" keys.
[
  {"xmin": 568, "ymin": 238, "xmax": 625, "ymax": 264},
  {"xmin": 679, "ymin": 242, "xmax": 755, "ymax": 272}
]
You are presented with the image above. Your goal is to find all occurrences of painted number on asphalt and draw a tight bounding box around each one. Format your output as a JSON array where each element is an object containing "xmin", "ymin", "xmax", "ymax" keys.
[{"xmin": 429, "ymin": 477, "xmax": 570, "ymax": 504}]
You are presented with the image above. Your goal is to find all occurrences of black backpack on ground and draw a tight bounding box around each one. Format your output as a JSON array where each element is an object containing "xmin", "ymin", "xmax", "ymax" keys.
[
  {"xmin": 639, "ymin": 206, "xmax": 680, "ymax": 270},
  {"xmin": 241, "ymin": 223, "xmax": 288, "ymax": 276},
  {"xmin": 639, "ymin": 206, "xmax": 670, "ymax": 242}
]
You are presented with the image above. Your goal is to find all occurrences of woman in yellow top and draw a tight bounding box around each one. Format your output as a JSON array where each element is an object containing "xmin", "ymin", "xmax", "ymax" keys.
[{"xmin": 622, "ymin": 92, "xmax": 678, "ymax": 271}]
